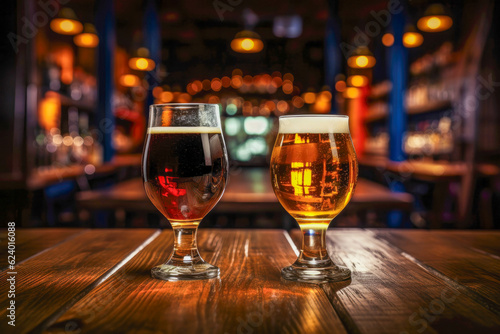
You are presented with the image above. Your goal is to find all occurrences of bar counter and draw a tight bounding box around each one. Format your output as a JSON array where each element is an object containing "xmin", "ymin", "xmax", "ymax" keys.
[
  {"xmin": 75, "ymin": 168, "xmax": 414, "ymax": 214},
  {"xmin": 1, "ymin": 228, "xmax": 499, "ymax": 333}
]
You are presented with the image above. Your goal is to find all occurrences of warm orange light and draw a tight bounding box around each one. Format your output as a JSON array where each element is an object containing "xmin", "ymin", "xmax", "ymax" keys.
[
  {"xmin": 259, "ymin": 105, "xmax": 271, "ymax": 116},
  {"xmin": 417, "ymin": 15, "xmax": 452, "ymax": 32},
  {"xmin": 231, "ymin": 38, "xmax": 263, "ymax": 52},
  {"xmin": 178, "ymin": 93, "xmax": 192, "ymax": 103},
  {"xmin": 54, "ymin": 46, "xmax": 74, "ymax": 84},
  {"xmin": 51, "ymin": 18, "xmax": 83, "ymax": 35},
  {"xmin": 382, "ymin": 33, "xmax": 394, "ymax": 47},
  {"xmin": 152, "ymin": 86, "xmax": 163, "ymax": 98},
  {"xmin": 242, "ymin": 101, "xmax": 253, "ymax": 115},
  {"xmin": 312, "ymin": 100, "xmax": 331, "ymax": 114},
  {"xmin": 357, "ymin": 56, "xmax": 368, "ymax": 67},
  {"xmin": 271, "ymin": 77, "xmax": 282, "ymax": 87},
  {"xmin": 417, "ymin": 4, "xmax": 453, "ymax": 32},
  {"xmin": 283, "ymin": 73, "xmax": 294, "ymax": 82},
  {"xmin": 348, "ymin": 55, "xmax": 376, "ymax": 68},
  {"xmin": 38, "ymin": 92, "xmax": 61, "ymax": 130},
  {"xmin": 428, "ymin": 17, "xmax": 441, "ymax": 29},
  {"xmin": 265, "ymin": 100, "xmax": 276, "ymax": 111},
  {"xmin": 335, "ymin": 80, "xmax": 346, "ymax": 92},
  {"xmin": 243, "ymin": 75, "xmax": 253, "ymax": 85},
  {"xmin": 344, "ymin": 87, "xmax": 361, "ymax": 99},
  {"xmin": 318, "ymin": 91, "xmax": 332, "ymax": 101},
  {"xmin": 129, "ymin": 57, "xmax": 155, "ymax": 71},
  {"xmin": 119, "ymin": 74, "xmax": 141, "ymax": 87},
  {"xmin": 208, "ymin": 95, "xmax": 220, "ymax": 104},
  {"xmin": 313, "ymin": 91, "xmax": 332, "ymax": 113},
  {"xmin": 192, "ymin": 80, "xmax": 202, "ymax": 92},
  {"xmin": 61, "ymin": 20, "xmax": 74, "ymax": 31},
  {"xmin": 221, "ymin": 76, "xmax": 231, "ymax": 88},
  {"xmin": 74, "ymin": 33, "xmax": 99, "ymax": 47},
  {"xmin": 231, "ymin": 31, "xmax": 264, "ymax": 53},
  {"xmin": 282, "ymin": 82, "xmax": 293, "ymax": 94},
  {"xmin": 160, "ymin": 91, "xmax": 174, "ymax": 102},
  {"xmin": 253, "ymin": 75, "xmax": 261, "ymax": 85},
  {"xmin": 292, "ymin": 96, "xmax": 305, "ymax": 108},
  {"xmin": 348, "ymin": 75, "xmax": 368, "ymax": 87},
  {"xmin": 261, "ymin": 74, "xmax": 272, "ymax": 84},
  {"xmin": 211, "ymin": 78, "xmax": 222, "ymax": 91},
  {"xmin": 186, "ymin": 83, "xmax": 195, "ymax": 95},
  {"xmin": 276, "ymin": 100, "xmax": 289, "ymax": 113},
  {"xmin": 231, "ymin": 75, "xmax": 243, "ymax": 89},
  {"xmin": 403, "ymin": 32, "xmax": 424, "ymax": 48},
  {"xmin": 136, "ymin": 58, "xmax": 148, "ymax": 70},
  {"xmin": 162, "ymin": 109, "xmax": 172, "ymax": 126},
  {"xmin": 303, "ymin": 92, "xmax": 316, "ymax": 104},
  {"xmin": 241, "ymin": 39, "xmax": 254, "ymax": 51}
]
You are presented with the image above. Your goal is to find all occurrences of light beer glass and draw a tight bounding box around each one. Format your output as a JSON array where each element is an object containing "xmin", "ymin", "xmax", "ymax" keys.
[
  {"xmin": 270, "ymin": 115, "xmax": 358, "ymax": 283},
  {"xmin": 142, "ymin": 104, "xmax": 228, "ymax": 281}
]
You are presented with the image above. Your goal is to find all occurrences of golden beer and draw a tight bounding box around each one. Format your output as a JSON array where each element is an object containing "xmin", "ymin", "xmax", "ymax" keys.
[
  {"xmin": 270, "ymin": 115, "xmax": 357, "ymax": 283},
  {"xmin": 271, "ymin": 121, "xmax": 358, "ymax": 227}
]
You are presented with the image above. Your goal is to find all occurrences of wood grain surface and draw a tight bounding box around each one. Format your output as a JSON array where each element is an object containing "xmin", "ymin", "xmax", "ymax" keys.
[
  {"xmin": 374, "ymin": 229, "xmax": 500, "ymax": 313},
  {"xmin": 2, "ymin": 228, "xmax": 500, "ymax": 334},
  {"xmin": 0, "ymin": 229, "xmax": 85, "ymax": 271},
  {"xmin": 0, "ymin": 229, "xmax": 159, "ymax": 334},
  {"xmin": 443, "ymin": 230, "xmax": 500, "ymax": 256},
  {"xmin": 289, "ymin": 229, "xmax": 500, "ymax": 334},
  {"xmin": 43, "ymin": 230, "xmax": 347, "ymax": 334}
]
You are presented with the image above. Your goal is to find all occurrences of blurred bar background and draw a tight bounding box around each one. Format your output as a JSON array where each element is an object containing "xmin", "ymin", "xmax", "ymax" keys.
[{"xmin": 1, "ymin": 0, "xmax": 499, "ymax": 229}]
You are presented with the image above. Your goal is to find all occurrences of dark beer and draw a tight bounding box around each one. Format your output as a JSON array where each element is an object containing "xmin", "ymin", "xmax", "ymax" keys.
[{"xmin": 142, "ymin": 127, "xmax": 227, "ymax": 225}]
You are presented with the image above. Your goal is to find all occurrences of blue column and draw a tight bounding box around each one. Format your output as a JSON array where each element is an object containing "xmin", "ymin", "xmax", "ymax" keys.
[
  {"xmin": 388, "ymin": 11, "xmax": 407, "ymax": 162},
  {"xmin": 387, "ymin": 10, "xmax": 408, "ymax": 227},
  {"xmin": 96, "ymin": 0, "xmax": 115, "ymax": 162},
  {"xmin": 143, "ymin": 0, "xmax": 161, "ymax": 120},
  {"xmin": 325, "ymin": 0, "xmax": 340, "ymax": 114}
]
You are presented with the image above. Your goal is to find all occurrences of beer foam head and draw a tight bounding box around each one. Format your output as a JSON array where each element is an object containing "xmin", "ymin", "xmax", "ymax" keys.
[
  {"xmin": 278, "ymin": 115, "xmax": 350, "ymax": 134},
  {"xmin": 148, "ymin": 126, "xmax": 221, "ymax": 134}
]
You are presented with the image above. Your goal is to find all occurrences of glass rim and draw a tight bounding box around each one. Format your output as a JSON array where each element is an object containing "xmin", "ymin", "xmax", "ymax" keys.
[
  {"xmin": 150, "ymin": 103, "xmax": 219, "ymax": 108},
  {"xmin": 279, "ymin": 114, "xmax": 348, "ymax": 119}
]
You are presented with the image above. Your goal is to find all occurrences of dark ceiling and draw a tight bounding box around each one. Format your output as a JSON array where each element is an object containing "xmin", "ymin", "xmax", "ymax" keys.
[{"xmin": 58, "ymin": 0, "xmax": 462, "ymax": 89}]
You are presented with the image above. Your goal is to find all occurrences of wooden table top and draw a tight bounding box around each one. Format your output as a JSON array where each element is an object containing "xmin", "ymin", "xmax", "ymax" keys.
[
  {"xmin": 27, "ymin": 154, "xmax": 142, "ymax": 190},
  {"xmin": 1, "ymin": 228, "xmax": 499, "ymax": 333},
  {"xmin": 76, "ymin": 169, "xmax": 413, "ymax": 212},
  {"xmin": 359, "ymin": 156, "xmax": 469, "ymax": 180}
]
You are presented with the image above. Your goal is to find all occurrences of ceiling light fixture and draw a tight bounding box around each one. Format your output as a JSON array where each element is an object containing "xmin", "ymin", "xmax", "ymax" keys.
[
  {"xmin": 417, "ymin": 4, "xmax": 453, "ymax": 32},
  {"xmin": 50, "ymin": 8, "xmax": 83, "ymax": 35}
]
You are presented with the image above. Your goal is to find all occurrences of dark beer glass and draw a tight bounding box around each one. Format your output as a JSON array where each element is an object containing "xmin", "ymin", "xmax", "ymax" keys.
[{"xmin": 142, "ymin": 104, "xmax": 228, "ymax": 281}]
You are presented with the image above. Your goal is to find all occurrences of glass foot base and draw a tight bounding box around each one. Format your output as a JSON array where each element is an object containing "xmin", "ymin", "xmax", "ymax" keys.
[
  {"xmin": 151, "ymin": 263, "xmax": 219, "ymax": 281},
  {"xmin": 281, "ymin": 265, "xmax": 351, "ymax": 283}
]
